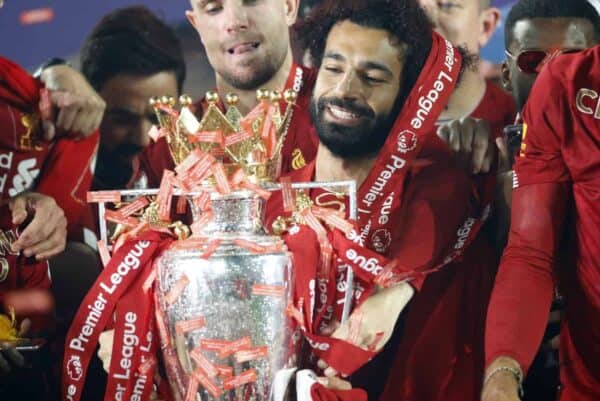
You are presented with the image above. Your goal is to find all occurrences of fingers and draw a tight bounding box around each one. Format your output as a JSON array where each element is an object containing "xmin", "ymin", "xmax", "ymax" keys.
[
  {"xmin": 323, "ymin": 366, "xmax": 339, "ymax": 378},
  {"xmin": 18, "ymin": 318, "xmax": 31, "ymax": 337},
  {"xmin": 25, "ymin": 225, "xmax": 67, "ymax": 260},
  {"xmin": 448, "ymin": 120, "xmax": 464, "ymax": 154},
  {"xmin": 8, "ymin": 195, "xmax": 28, "ymax": 227},
  {"xmin": 438, "ymin": 118, "xmax": 496, "ymax": 174},
  {"xmin": 496, "ymin": 137, "xmax": 509, "ymax": 162},
  {"xmin": 319, "ymin": 321, "xmax": 340, "ymax": 336},
  {"xmin": 472, "ymin": 120, "xmax": 492, "ymax": 174},
  {"xmin": 53, "ymin": 91, "xmax": 97, "ymax": 136},
  {"xmin": 0, "ymin": 352, "xmax": 10, "ymax": 375},
  {"xmin": 317, "ymin": 376, "xmax": 352, "ymax": 391},
  {"xmin": 42, "ymin": 120, "xmax": 56, "ymax": 142},
  {"xmin": 40, "ymin": 65, "xmax": 106, "ymax": 139},
  {"xmin": 11, "ymin": 194, "xmax": 67, "ymax": 258},
  {"xmin": 0, "ymin": 344, "xmax": 25, "ymax": 375}
]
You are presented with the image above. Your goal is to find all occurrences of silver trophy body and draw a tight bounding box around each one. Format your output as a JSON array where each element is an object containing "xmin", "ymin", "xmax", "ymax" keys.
[{"xmin": 154, "ymin": 191, "xmax": 296, "ymax": 401}]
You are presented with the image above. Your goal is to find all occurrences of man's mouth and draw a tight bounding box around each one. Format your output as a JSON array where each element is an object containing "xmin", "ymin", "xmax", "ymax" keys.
[
  {"xmin": 324, "ymin": 104, "xmax": 368, "ymax": 126},
  {"xmin": 228, "ymin": 42, "xmax": 260, "ymax": 55}
]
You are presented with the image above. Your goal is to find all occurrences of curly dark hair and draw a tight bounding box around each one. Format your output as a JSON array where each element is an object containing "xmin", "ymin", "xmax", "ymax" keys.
[
  {"xmin": 297, "ymin": 0, "xmax": 472, "ymax": 109},
  {"xmin": 81, "ymin": 6, "xmax": 186, "ymax": 93}
]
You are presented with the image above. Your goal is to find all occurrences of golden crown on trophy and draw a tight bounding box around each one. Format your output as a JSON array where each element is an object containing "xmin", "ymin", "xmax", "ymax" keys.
[{"xmin": 149, "ymin": 88, "xmax": 298, "ymax": 183}]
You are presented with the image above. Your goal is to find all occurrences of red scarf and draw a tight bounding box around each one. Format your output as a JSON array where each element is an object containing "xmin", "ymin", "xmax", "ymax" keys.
[{"xmin": 0, "ymin": 56, "xmax": 99, "ymax": 238}]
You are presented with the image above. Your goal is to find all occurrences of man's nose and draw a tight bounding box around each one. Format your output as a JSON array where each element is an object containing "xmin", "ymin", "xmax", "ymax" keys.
[
  {"xmin": 223, "ymin": 3, "xmax": 250, "ymax": 34},
  {"xmin": 332, "ymin": 71, "xmax": 363, "ymax": 100}
]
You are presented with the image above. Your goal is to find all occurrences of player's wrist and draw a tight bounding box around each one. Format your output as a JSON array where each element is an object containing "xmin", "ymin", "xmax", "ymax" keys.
[{"xmin": 484, "ymin": 356, "xmax": 524, "ymax": 398}]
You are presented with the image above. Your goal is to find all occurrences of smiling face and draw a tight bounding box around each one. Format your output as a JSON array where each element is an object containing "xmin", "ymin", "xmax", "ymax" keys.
[
  {"xmin": 187, "ymin": 0, "xmax": 298, "ymax": 90},
  {"xmin": 311, "ymin": 20, "xmax": 405, "ymax": 159}
]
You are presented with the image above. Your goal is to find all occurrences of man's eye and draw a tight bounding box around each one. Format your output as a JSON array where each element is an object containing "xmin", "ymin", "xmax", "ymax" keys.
[
  {"xmin": 365, "ymin": 76, "xmax": 386, "ymax": 84},
  {"xmin": 204, "ymin": 2, "xmax": 222, "ymax": 14},
  {"xmin": 324, "ymin": 66, "xmax": 342, "ymax": 74}
]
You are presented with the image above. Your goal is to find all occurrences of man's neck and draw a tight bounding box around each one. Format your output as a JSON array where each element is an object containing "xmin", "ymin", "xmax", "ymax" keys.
[
  {"xmin": 315, "ymin": 144, "xmax": 375, "ymax": 188},
  {"xmin": 215, "ymin": 50, "xmax": 294, "ymax": 115},
  {"xmin": 439, "ymin": 67, "xmax": 487, "ymax": 120}
]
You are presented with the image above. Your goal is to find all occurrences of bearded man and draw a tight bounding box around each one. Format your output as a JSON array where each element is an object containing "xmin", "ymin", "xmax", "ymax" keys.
[{"xmin": 263, "ymin": 1, "xmax": 500, "ymax": 400}]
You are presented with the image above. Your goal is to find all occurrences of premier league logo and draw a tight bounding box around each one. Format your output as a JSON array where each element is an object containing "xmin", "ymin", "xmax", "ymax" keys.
[
  {"xmin": 397, "ymin": 130, "xmax": 418, "ymax": 154},
  {"xmin": 371, "ymin": 229, "xmax": 392, "ymax": 253},
  {"xmin": 66, "ymin": 355, "xmax": 83, "ymax": 381}
]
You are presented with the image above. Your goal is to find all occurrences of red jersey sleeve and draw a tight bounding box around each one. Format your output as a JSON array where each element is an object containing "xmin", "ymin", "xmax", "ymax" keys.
[{"xmin": 486, "ymin": 64, "xmax": 571, "ymax": 373}]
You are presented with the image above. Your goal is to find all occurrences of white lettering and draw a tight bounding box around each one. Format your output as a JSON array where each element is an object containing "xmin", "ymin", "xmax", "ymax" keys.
[
  {"xmin": 345, "ymin": 248, "xmax": 384, "ymax": 276},
  {"xmin": 0, "ymin": 152, "xmax": 13, "ymax": 170}
]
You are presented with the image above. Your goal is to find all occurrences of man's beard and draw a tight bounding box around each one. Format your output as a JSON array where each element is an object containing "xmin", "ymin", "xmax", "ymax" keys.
[
  {"xmin": 219, "ymin": 46, "xmax": 288, "ymax": 91},
  {"xmin": 310, "ymin": 96, "xmax": 396, "ymax": 159},
  {"xmin": 94, "ymin": 143, "xmax": 144, "ymax": 189}
]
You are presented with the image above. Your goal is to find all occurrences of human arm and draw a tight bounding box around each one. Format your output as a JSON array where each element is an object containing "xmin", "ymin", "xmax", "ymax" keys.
[{"xmin": 483, "ymin": 182, "xmax": 569, "ymax": 401}]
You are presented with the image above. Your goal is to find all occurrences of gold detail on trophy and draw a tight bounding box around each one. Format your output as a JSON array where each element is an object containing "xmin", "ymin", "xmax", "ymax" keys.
[
  {"xmin": 150, "ymin": 88, "xmax": 298, "ymax": 183},
  {"xmin": 271, "ymin": 216, "xmax": 289, "ymax": 236},
  {"xmin": 271, "ymin": 190, "xmax": 315, "ymax": 234},
  {"xmin": 20, "ymin": 113, "xmax": 41, "ymax": 151},
  {"xmin": 291, "ymin": 148, "xmax": 306, "ymax": 170}
]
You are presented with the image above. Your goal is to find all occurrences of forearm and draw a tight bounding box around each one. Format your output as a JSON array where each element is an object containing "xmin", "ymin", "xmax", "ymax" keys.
[
  {"xmin": 485, "ymin": 182, "xmax": 569, "ymax": 374},
  {"xmin": 485, "ymin": 247, "xmax": 554, "ymax": 373}
]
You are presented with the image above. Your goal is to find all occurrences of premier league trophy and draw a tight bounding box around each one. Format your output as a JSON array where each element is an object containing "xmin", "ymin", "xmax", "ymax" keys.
[
  {"xmin": 151, "ymin": 91, "xmax": 300, "ymax": 401},
  {"xmin": 90, "ymin": 91, "xmax": 357, "ymax": 401}
]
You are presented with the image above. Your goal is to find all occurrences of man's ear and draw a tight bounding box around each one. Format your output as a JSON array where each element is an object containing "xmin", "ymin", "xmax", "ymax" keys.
[
  {"xmin": 284, "ymin": 0, "xmax": 300, "ymax": 27},
  {"xmin": 478, "ymin": 7, "xmax": 501, "ymax": 48},
  {"xmin": 186, "ymin": 10, "xmax": 198, "ymax": 30},
  {"xmin": 500, "ymin": 60, "xmax": 512, "ymax": 92}
]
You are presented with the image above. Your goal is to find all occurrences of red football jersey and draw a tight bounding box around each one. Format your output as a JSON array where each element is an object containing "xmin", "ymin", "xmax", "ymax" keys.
[{"xmin": 486, "ymin": 46, "xmax": 600, "ymax": 401}]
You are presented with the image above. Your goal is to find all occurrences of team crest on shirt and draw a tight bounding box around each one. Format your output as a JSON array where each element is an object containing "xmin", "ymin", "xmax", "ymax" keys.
[{"xmin": 291, "ymin": 148, "xmax": 306, "ymax": 170}]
